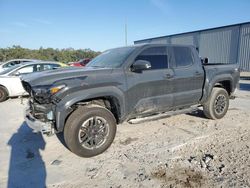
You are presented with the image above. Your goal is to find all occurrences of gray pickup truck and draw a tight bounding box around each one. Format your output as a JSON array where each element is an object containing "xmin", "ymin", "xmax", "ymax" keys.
[{"xmin": 22, "ymin": 44, "xmax": 240, "ymax": 157}]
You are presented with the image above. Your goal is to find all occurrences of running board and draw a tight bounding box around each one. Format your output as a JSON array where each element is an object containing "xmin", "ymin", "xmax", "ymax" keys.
[{"xmin": 128, "ymin": 106, "xmax": 199, "ymax": 124}]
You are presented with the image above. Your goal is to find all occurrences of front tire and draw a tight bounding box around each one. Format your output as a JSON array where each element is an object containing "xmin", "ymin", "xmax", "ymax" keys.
[
  {"xmin": 0, "ymin": 86, "xmax": 8, "ymax": 102},
  {"xmin": 203, "ymin": 88, "xmax": 229, "ymax": 119},
  {"xmin": 64, "ymin": 105, "xmax": 117, "ymax": 157}
]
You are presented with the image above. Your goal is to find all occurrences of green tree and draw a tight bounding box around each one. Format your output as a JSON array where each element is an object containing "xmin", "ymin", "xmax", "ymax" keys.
[{"xmin": 0, "ymin": 46, "xmax": 100, "ymax": 63}]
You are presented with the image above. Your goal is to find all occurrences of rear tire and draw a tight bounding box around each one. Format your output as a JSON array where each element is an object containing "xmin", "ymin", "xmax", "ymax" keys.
[
  {"xmin": 64, "ymin": 105, "xmax": 117, "ymax": 157},
  {"xmin": 203, "ymin": 88, "xmax": 229, "ymax": 119},
  {"xmin": 0, "ymin": 86, "xmax": 8, "ymax": 102}
]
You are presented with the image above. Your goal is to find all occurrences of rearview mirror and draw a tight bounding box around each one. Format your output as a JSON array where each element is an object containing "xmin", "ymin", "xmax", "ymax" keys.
[{"xmin": 131, "ymin": 60, "xmax": 151, "ymax": 73}]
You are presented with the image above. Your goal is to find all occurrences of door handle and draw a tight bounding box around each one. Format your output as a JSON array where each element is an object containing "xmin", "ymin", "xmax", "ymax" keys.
[
  {"xmin": 164, "ymin": 73, "xmax": 173, "ymax": 79},
  {"xmin": 195, "ymin": 71, "xmax": 202, "ymax": 76}
]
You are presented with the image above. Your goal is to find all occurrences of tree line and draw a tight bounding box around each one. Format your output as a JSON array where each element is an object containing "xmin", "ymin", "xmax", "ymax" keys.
[{"xmin": 0, "ymin": 46, "xmax": 101, "ymax": 63}]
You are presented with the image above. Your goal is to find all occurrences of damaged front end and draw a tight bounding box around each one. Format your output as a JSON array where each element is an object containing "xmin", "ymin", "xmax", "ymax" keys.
[{"xmin": 22, "ymin": 80, "xmax": 59, "ymax": 136}]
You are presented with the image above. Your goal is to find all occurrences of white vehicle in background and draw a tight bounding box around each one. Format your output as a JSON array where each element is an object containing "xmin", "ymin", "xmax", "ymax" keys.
[
  {"xmin": 0, "ymin": 62, "xmax": 65, "ymax": 102},
  {"xmin": 0, "ymin": 59, "xmax": 40, "ymax": 73}
]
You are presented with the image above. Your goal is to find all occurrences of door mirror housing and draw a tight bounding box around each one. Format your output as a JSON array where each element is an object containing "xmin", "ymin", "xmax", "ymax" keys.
[
  {"xmin": 201, "ymin": 57, "xmax": 209, "ymax": 64},
  {"xmin": 13, "ymin": 71, "xmax": 21, "ymax": 76},
  {"xmin": 131, "ymin": 60, "xmax": 151, "ymax": 72}
]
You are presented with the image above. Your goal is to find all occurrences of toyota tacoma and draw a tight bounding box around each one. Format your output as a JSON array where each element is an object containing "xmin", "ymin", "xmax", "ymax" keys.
[{"xmin": 21, "ymin": 44, "xmax": 240, "ymax": 157}]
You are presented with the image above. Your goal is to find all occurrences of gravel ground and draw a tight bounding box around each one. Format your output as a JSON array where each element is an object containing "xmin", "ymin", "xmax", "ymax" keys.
[{"xmin": 0, "ymin": 80, "xmax": 250, "ymax": 188}]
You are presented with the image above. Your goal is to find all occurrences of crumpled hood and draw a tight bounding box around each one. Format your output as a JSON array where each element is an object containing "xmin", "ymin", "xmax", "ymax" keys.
[{"xmin": 21, "ymin": 66, "xmax": 113, "ymax": 87}]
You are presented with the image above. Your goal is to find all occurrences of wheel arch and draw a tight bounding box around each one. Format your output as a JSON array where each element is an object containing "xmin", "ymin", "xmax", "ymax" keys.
[
  {"xmin": 73, "ymin": 96, "xmax": 121, "ymax": 123},
  {"xmin": 201, "ymin": 74, "xmax": 234, "ymax": 104},
  {"xmin": 0, "ymin": 84, "xmax": 9, "ymax": 95},
  {"xmin": 213, "ymin": 80, "xmax": 232, "ymax": 95},
  {"xmin": 55, "ymin": 87, "xmax": 126, "ymax": 132}
]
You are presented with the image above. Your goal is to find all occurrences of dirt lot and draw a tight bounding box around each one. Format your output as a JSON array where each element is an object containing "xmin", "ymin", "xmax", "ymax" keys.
[{"xmin": 0, "ymin": 80, "xmax": 250, "ymax": 188}]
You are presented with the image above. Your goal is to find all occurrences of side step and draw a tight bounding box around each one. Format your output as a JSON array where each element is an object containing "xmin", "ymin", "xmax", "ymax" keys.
[{"xmin": 128, "ymin": 106, "xmax": 199, "ymax": 124}]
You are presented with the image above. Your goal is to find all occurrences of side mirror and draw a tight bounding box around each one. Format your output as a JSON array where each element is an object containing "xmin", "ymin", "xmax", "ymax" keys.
[
  {"xmin": 13, "ymin": 71, "xmax": 21, "ymax": 76},
  {"xmin": 131, "ymin": 60, "xmax": 151, "ymax": 73},
  {"xmin": 201, "ymin": 57, "xmax": 209, "ymax": 64}
]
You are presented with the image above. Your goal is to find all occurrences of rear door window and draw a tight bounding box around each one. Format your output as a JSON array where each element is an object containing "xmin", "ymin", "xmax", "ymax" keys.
[
  {"xmin": 173, "ymin": 47, "xmax": 193, "ymax": 67},
  {"xmin": 135, "ymin": 47, "xmax": 168, "ymax": 70},
  {"xmin": 42, "ymin": 64, "xmax": 60, "ymax": 70},
  {"xmin": 35, "ymin": 64, "xmax": 60, "ymax": 71}
]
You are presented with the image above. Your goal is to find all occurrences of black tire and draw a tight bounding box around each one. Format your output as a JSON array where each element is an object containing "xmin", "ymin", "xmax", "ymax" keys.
[
  {"xmin": 64, "ymin": 104, "xmax": 117, "ymax": 157},
  {"xmin": 203, "ymin": 88, "xmax": 229, "ymax": 119},
  {"xmin": 0, "ymin": 86, "xmax": 8, "ymax": 102}
]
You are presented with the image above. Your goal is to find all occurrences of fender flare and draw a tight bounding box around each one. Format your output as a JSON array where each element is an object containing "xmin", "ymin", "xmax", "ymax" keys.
[
  {"xmin": 55, "ymin": 86, "xmax": 126, "ymax": 132},
  {"xmin": 201, "ymin": 74, "xmax": 233, "ymax": 103}
]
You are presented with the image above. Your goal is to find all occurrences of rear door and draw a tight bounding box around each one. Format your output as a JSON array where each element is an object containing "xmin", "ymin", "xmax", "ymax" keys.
[
  {"xmin": 170, "ymin": 46, "xmax": 204, "ymax": 107},
  {"xmin": 126, "ymin": 46, "xmax": 174, "ymax": 116}
]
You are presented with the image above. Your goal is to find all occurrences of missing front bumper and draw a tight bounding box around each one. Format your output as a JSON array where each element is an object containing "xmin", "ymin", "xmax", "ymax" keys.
[{"xmin": 25, "ymin": 107, "xmax": 54, "ymax": 136}]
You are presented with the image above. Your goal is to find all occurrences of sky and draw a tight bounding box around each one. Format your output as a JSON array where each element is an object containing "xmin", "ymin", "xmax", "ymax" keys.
[{"xmin": 0, "ymin": 0, "xmax": 250, "ymax": 51}]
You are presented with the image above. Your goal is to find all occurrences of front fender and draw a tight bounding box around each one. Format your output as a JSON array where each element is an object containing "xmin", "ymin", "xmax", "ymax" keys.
[{"xmin": 54, "ymin": 86, "xmax": 125, "ymax": 132}]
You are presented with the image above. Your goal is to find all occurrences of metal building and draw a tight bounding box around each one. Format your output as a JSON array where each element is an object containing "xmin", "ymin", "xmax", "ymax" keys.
[{"xmin": 134, "ymin": 22, "xmax": 250, "ymax": 72}]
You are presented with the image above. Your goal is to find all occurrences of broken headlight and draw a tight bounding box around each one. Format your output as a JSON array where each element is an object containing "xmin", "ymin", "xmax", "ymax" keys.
[
  {"xmin": 32, "ymin": 87, "xmax": 51, "ymax": 103},
  {"xmin": 49, "ymin": 84, "xmax": 66, "ymax": 95}
]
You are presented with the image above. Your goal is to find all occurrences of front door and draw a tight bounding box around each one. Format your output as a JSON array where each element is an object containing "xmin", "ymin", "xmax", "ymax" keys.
[{"xmin": 126, "ymin": 46, "xmax": 174, "ymax": 117}]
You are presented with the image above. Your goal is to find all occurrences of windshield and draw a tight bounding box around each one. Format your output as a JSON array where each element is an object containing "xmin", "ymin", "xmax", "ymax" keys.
[
  {"xmin": 0, "ymin": 65, "xmax": 20, "ymax": 75},
  {"xmin": 87, "ymin": 47, "xmax": 135, "ymax": 68}
]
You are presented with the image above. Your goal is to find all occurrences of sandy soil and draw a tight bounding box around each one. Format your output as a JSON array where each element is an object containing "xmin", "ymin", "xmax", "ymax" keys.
[{"xmin": 0, "ymin": 80, "xmax": 250, "ymax": 188}]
